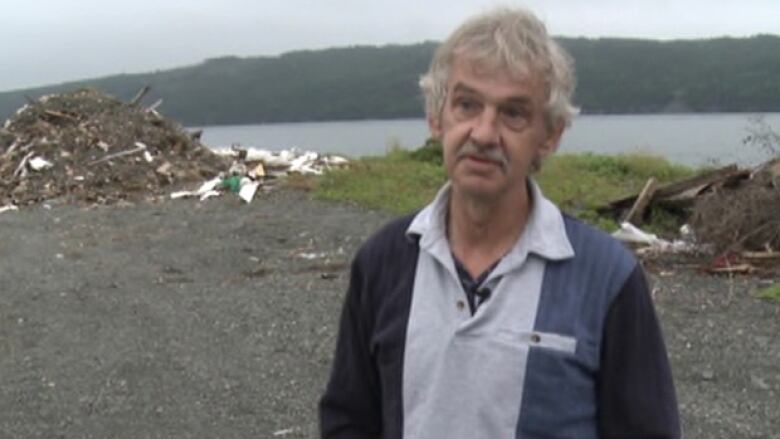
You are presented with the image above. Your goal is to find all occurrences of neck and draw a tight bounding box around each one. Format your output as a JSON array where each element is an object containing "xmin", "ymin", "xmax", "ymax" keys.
[{"xmin": 447, "ymin": 182, "xmax": 532, "ymax": 277}]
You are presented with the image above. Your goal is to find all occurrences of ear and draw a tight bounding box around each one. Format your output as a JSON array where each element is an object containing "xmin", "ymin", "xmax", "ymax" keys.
[
  {"xmin": 540, "ymin": 118, "xmax": 565, "ymax": 159},
  {"xmin": 427, "ymin": 115, "xmax": 442, "ymax": 140}
]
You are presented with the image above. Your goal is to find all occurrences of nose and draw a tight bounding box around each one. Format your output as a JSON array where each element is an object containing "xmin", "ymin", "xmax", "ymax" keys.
[{"xmin": 469, "ymin": 106, "xmax": 500, "ymax": 147}]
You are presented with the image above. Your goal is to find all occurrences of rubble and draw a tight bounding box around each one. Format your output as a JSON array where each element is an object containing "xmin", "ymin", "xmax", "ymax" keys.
[
  {"xmin": 170, "ymin": 177, "xmax": 223, "ymax": 201},
  {"xmin": 0, "ymin": 88, "xmax": 229, "ymax": 206},
  {"xmin": 211, "ymin": 146, "xmax": 348, "ymax": 177},
  {"xmin": 600, "ymin": 157, "xmax": 780, "ymax": 267},
  {"xmin": 167, "ymin": 146, "xmax": 349, "ymax": 204},
  {"xmin": 612, "ymin": 222, "xmax": 700, "ymax": 256},
  {"xmin": 0, "ymin": 88, "xmax": 350, "ymax": 208},
  {"xmin": 690, "ymin": 175, "xmax": 780, "ymax": 254},
  {"xmin": 598, "ymin": 165, "xmax": 750, "ymax": 221}
]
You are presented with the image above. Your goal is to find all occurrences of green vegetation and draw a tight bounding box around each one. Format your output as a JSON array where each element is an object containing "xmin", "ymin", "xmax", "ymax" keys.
[
  {"xmin": 3, "ymin": 35, "xmax": 780, "ymax": 124},
  {"xmin": 536, "ymin": 153, "xmax": 693, "ymax": 232},
  {"xmin": 312, "ymin": 142, "xmax": 694, "ymax": 233},
  {"xmin": 757, "ymin": 284, "xmax": 780, "ymax": 304},
  {"xmin": 315, "ymin": 148, "xmax": 446, "ymax": 214}
]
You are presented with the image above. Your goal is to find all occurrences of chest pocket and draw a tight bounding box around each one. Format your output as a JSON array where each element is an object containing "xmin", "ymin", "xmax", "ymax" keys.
[
  {"xmin": 520, "ymin": 330, "xmax": 577, "ymax": 354},
  {"xmin": 497, "ymin": 329, "xmax": 577, "ymax": 355}
]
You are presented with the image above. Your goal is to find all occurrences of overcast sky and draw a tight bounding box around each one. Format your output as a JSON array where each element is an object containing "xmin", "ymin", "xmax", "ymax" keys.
[{"xmin": 2, "ymin": 0, "xmax": 778, "ymax": 92}]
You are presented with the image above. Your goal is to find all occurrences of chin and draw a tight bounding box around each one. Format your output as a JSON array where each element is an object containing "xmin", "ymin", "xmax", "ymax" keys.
[{"xmin": 453, "ymin": 179, "xmax": 506, "ymax": 201}]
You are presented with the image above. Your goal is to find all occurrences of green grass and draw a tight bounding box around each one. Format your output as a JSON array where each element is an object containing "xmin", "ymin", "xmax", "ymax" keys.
[
  {"xmin": 312, "ymin": 142, "xmax": 696, "ymax": 233},
  {"xmin": 315, "ymin": 148, "xmax": 446, "ymax": 214},
  {"xmin": 537, "ymin": 152, "xmax": 694, "ymax": 232},
  {"xmin": 757, "ymin": 284, "xmax": 780, "ymax": 304}
]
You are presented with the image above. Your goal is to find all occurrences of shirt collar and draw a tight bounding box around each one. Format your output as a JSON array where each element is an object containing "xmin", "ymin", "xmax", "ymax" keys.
[{"xmin": 406, "ymin": 179, "xmax": 575, "ymax": 266}]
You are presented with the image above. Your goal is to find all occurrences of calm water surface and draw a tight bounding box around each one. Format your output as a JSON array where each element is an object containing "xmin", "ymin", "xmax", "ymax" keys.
[{"xmin": 194, "ymin": 113, "xmax": 780, "ymax": 167}]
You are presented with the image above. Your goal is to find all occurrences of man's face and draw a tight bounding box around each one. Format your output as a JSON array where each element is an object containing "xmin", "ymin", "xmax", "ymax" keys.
[{"xmin": 429, "ymin": 57, "xmax": 563, "ymax": 201}]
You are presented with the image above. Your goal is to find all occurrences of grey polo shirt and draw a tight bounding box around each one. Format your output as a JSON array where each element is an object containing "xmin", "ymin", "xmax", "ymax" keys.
[{"xmin": 320, "ymin": 179, "xmax": 680, "ymax": 438}]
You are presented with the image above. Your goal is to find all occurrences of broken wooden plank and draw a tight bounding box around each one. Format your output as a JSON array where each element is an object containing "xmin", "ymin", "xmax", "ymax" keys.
[
  {"xmin": 707, "ymin": 264, "xmax": 756, "ymax": 275},
  {"xmin": 12, "ymin": 151, "xmax": 34, "ymax": 178},
  {"xmin": 655, "ymin": 165, "xmax": 740, "ymax": 198},
  {"xmin": 43, "ymin": 110, "xmax": 78, "ymax": 122},
  {"xmin": 2, "ymin": 141, "xmax": 20, "ymax": 158},
  {"xmin": 88, "ymin": 142, "xmax": 147, "ymax": 166},
  {"xmin": 742, "ymin": 251, "xmax": 780, "ymax": 260},
  {"xmin": 653, "ymin": 169, "xmax": 751, "ymax": 209},
  {"xmin": 129, "ymin": 85, "xmax": 150, "ymax": 107},
  {"xmin": 598, "ymin": 165, "xmax": 744, "ymax": 214},
  {"xmin": 622, "ymin": 177, "xmax": 658, "ymax": 225}
]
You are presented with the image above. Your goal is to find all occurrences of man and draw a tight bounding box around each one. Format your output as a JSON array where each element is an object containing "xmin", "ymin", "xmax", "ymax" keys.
[{"xmin": 320, "ymin": 7, "xmax": 680, "ymax": 439}]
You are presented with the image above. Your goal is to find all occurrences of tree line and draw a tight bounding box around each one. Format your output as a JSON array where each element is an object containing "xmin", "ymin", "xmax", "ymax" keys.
[{"xmin": 1, "ymin": 36, "xmax": 779, "ymax": 125}]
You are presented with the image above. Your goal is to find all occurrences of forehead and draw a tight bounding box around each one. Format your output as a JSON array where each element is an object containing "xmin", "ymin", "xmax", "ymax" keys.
[{"xmin": 447, "ymin": 56, "xmax": 547, "ymax": 102}]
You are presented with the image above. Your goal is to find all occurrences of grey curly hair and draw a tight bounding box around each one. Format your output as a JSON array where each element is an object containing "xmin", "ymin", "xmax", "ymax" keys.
[{"xmin": 419, "ymin": 7, "xmax": 579, "ymax": 128}]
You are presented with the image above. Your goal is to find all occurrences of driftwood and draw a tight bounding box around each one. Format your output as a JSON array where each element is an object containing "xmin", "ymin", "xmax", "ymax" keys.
[
  {"xmin": 88, "ymin": 143, "xmax": 147, "ymax": 166},
  {"xmin": 708, "ymin": 264, "xmax": 757, "ymax": 275},
  {"xmin": 599, "ymin": 165, "xmax": 749, "ymax": 216},
  {"xmin": 2, "ymin": 141, "xmax": 20, "ymax": 158},
  {"xmin": 13, "ymin": 151, "xmax": 35, "ymax": 179},
  {"xmin": 43, "ymin": 110, "xmax": 78, "ymax": 122},
  {"xmin": 742, "ymin": 251, "xmax": 780, "ymax": 259},
  {"xmin": 622, "ymin": 177, "xmax": 657, "ymax": 225},
  {"xmin": 146, "ymin": 99, "xmax": 163, "ymax": 112},
  {"xmin": 129, "ymin": 86, "xmax": 150, "ymax": 107}
]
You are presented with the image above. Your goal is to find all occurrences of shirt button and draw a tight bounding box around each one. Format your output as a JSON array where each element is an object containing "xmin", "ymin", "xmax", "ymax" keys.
[
  {"xmin": 456, "ymin": 300, "xmax": 465, "ymax": 311},
  {"xmin": 530, "ymin": 333, "xmax": 541, "ymax": 343}
]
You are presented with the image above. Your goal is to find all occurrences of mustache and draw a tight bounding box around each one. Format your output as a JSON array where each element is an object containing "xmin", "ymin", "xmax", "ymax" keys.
[{"xmin": 456, "ymin": 141, "xmax": 508, "ymax": 168}]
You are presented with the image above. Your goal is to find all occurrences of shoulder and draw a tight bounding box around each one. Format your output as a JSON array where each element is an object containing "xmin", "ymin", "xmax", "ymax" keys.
[
  {"xmin": 562, "ymin": 214, "xmax": 636, "ymax": 264},
  {"xmin": 349, "ymin": 213, "xmax": 421, "ymax": 313},
  {"xmin": 354, "ymin": 212, "xmax": 420, "ymax": 269}
]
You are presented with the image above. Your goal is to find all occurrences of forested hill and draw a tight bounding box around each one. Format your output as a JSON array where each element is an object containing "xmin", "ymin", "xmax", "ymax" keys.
[{"xmin": 1, "ymin": 36, "xmax": 779, "ymax": 125}]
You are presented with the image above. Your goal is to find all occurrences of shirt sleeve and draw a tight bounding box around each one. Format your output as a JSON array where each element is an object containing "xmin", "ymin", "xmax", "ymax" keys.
[
  {"xmin": 597, "ymin": 265, "xmax": 681, "ymax": 438},
  {"xmin": 319, "ymin": 254, "xmax": 383, "ymax": 438}
]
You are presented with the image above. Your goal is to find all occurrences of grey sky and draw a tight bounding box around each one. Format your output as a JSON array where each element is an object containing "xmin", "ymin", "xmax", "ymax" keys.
[{"xmin": 2, "ymin": 0, "xmax": 778, "ymax": 92}]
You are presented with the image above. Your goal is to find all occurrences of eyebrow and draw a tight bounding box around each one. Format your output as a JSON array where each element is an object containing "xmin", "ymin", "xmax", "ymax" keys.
[
  {"xmin": 451, "ymin": 83, "xmax": 533, "ymax": 106},
  {"xmin": 452, "ymin": 83, "xmax": 478, "ymax": 95}
]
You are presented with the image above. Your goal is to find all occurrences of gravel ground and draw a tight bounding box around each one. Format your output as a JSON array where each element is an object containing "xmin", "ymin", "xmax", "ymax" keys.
[{"xmin": 0, "ymin": 188, "xmax": 778, "ymax": 438}]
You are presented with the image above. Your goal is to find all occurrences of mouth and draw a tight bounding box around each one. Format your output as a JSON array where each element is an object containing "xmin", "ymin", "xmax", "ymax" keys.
[{"xmin": 463, "ymin": 154, "xmax": 502, "ymax": 168}]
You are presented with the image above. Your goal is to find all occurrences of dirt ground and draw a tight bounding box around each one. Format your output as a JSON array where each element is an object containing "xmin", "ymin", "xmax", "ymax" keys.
[{"xmin": 0, "ymin": 188, "xmax": 778, "ymax": 438}]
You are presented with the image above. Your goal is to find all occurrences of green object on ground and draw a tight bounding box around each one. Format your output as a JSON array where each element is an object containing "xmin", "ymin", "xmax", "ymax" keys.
[
  {"xmin": 757, "ymin": 284, "xmax": 780, "ymax": 304},
  {"xmin": 221, "ymin": 176, "xmax": 242, "ymax": 193}
]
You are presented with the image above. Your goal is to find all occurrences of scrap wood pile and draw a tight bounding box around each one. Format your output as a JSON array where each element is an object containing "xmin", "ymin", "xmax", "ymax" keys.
[
  {"xmin": 0, "ymin": 88, "xmax": 229, "ymax": 206},
  {"xmin": 0, "ymin": 88, "xmax": 350, "ymax": 208},
  {"xmin": 599, "ymin": 160, "xmax": 780, "ymax": 273}
]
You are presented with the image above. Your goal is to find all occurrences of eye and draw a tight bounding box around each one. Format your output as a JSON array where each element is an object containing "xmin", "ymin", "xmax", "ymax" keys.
[
  {"xmin": 500, "ymin": 104, "xmax": 530, "ymax": 130},
  {"xmin": 452, "ymin": 97, "xmax": 481, "ymax": 119}
]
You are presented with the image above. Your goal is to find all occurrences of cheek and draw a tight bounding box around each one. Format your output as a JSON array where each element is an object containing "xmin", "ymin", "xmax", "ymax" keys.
[
  {"xmin": 440, "ymin": 125, "xmax": 465, "ymax": 158},
  {"xmin": 442, "ymin": 140, "xmax": 458, "ymax": 174}
]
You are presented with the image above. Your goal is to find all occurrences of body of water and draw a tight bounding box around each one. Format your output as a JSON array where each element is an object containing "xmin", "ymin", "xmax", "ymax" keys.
[{"xmin": 194, "ymin": 113, "xmax": 780, "ymax": 167}]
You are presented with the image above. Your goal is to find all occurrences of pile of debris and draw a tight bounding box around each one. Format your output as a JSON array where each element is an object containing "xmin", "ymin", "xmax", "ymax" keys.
[
  {"xmin": 168, "ymin": 147, "xmax": 349, "ymax": 204},
  {"xmin": 600, "ymin": 160, "xmax": 780, "ymax": 272},
  {"xmin": 212, "ymin": 147, "xmax": 348, "ymax": 177},
  {"xmin": 0, "ymin": 88, "xmax": 351, "ymax": 208},
  {"xmin": 0, "ymin": 88, "xmax": 229, "ymax": 206}
]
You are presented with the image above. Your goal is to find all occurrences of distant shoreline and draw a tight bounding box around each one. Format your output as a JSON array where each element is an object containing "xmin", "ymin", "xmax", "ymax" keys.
[
  {"xmin": 184, "ymin": 110, "xmax": 780, "ymax": 129},
  {"xmin": 3, "ymin": 37, "xmax": 780, "ymax": 124}
]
